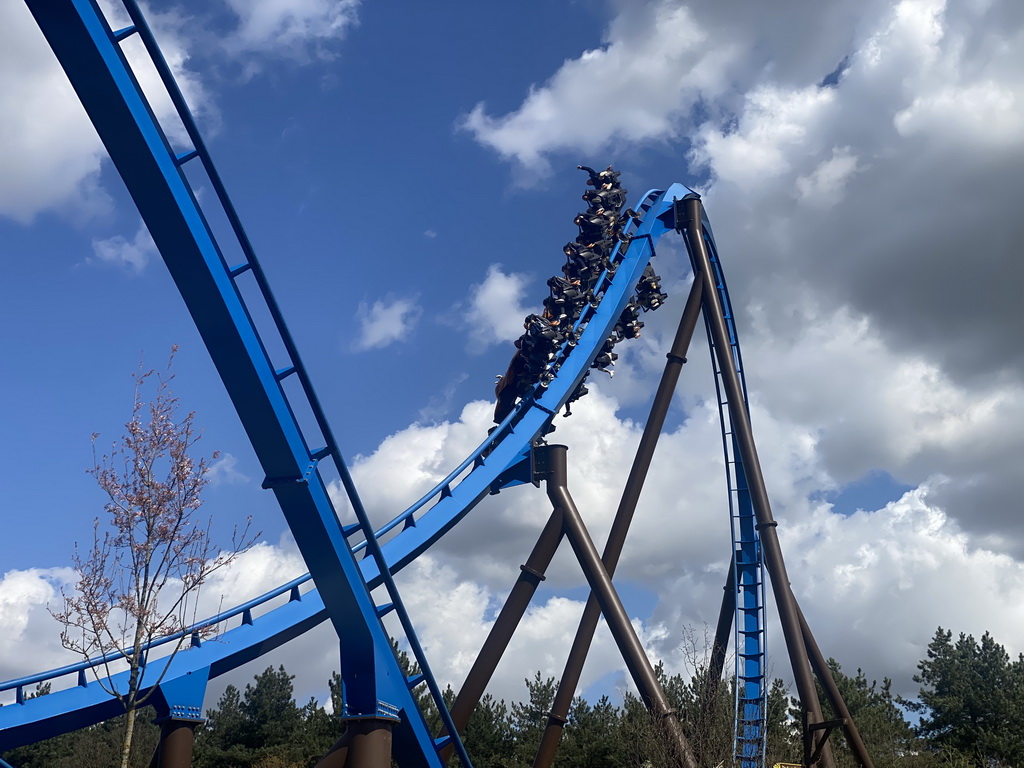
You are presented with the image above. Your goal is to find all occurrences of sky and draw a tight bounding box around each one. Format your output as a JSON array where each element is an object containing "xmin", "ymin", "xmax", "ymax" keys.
[{"xmin": 2, "ymin": 0, "xmax": 1024, "ymax": 725}]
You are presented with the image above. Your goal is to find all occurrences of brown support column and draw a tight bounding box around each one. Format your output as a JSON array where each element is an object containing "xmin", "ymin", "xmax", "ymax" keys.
[
  {"xmin": 534, "ymin": 274, "xmax": 706, "ymax": 768},
  {"xmin": 677, "ymin": 194, "xmax": 833, "ymax": 768},
  {"xmin": 535, "ymin": 444, "xmax": 699, "ymax": 768},
  {"xmin": 152, "ymin": 718, "xmax": 201, "ymax": 768},
  {"xmin": 346, "ymin": 720, "xmax": 394, "ymax": 768},
  {"xmin": 797, "ymin": 603, "xmax": 876, "ymax": 768},
  {"xmin": 315, "ymin": 719, "xmax": 395, "ymax": 768},
  {"xmin": 704, "ymin": 564, "xmax": 736, "ymax": 703},
  {"xmin": 438, "ymin": 506, "xmax": 565, "ymax": 763}
]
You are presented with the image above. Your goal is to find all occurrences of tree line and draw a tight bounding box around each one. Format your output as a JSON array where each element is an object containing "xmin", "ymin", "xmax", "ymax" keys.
[{"xmin": 4, "ymin": 626, "xmax": 1023, "ymax": 768}]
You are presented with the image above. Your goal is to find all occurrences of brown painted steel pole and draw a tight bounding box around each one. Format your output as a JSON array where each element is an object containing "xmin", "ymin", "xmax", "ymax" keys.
[
  {"xmin": 677, "ymin": 194, "xmax": 834, "ymax": 768},
  {"xmin": 438, "ymin": 506, "xmax": 565, "ymax": 763},
  {"xmin": 535, "ymin": 444, "xmax": 699, "ymax": 768},
  {"xmin": 534, "ymin": 275, "xmax": 705, "ymax": 768},
  {"xmin": 316, "ymin": 720, "xmax": 396, "ymax": 768},
  {"xmin": 707, "ymin": 564, "xmax": 736, "ymax": 693},
  {"xmin": 797, "ymin": 602, "xmax": 876, "ymax": 768},
  {"xmin": 152, "ymin": 719, "xmax": 200, "ymax": 768}
]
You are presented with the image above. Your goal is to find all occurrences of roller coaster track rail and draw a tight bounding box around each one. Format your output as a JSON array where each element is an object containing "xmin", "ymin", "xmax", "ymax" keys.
[{"xmin": 4, "ymin": 1, "xmax": 771, "ymax": 766}]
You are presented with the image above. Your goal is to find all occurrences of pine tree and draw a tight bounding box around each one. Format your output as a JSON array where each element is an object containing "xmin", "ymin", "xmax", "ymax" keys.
[{"xmin": 907, "ymin": 627, "xmax": 1024, "ymax": 767}]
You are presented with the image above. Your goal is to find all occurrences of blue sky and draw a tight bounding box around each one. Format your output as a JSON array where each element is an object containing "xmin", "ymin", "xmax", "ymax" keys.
[{"xmin": 3, "ymin": 0, "xmax": 1024, "ymax": 712}]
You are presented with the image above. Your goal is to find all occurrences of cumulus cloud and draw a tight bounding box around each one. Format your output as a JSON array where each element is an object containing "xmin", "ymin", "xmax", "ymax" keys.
[
  {"xmin": 466, "ymin": 0, "xmax": 1024, "ymax": 550},
  {"xmin": 462, "ymin": 265, "xmax": 534, "ymax": 353},
  {"xmin": 207, "ymin": 452, "xmax": 251, "ymax": 486},
  {"xmin": 460, "ymin": 2, "xmax": 734, "ymax": 180},
  {"xmin": 417, "ymin": 373, "xmax": 470, "ymax": 424},
  {"xmin": 6, "ymin": 377, "xmax": 1024, "ymax": 709},
  {"xmin": 329, "ymin": 378, "xmax": 1024, "ymax": 703},
  {"xmin": 0, "ymin": 3, "xmax": 211, "ymax": 224},
  {"xmin": 0, "ymin": 567, "xmax": 77, "ymax": 690},
  {"xmin": 88, "ymin": 221, "xmax": 157, "ymax": 274},
  {"xmin": 0, "ymin": 539, "xmax": 308, "ymax": 705},
  {"xmin": 1, "ymin": 0, "xmax": 350, "ymax": 225},
  {"xmin": 0, "ymin": 5, "xmax": 108, "ymax": 224},
  {"xmin": 220, "ymin": 0, "xmax": 360, "ymax": 58},
  {"xmin": 9, "ymin": 0, "xmax": 1024, "ymax": 729},
  {"xmin": 459, "ymin": 0, "xmax": 899, "ymax": 180},
  {"xmin": 352, "ymin": 295, "xmax": 422, "ymax": 351}
]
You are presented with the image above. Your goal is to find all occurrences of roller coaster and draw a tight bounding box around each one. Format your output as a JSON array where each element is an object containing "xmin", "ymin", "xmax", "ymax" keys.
[{"xmin": 2, "ymin": 2, "xmax": 876, "ymax": 767}]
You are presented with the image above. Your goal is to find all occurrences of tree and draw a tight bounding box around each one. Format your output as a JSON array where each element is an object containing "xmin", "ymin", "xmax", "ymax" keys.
[
  {"xmin": 802, "ymin": 659, "xmax": 916, "ymax": 768},
  {"xmin": 764, "ymin": 677, "xmax": 798, "ymax": 767},
  {"xmin": 51, "ymin": 349, "xmax": 255, "ymax": 768},
  {"xmin": 561, "ymin": 694, "xmax": 626, "ymax": 768},
  {"xmin": 197, "ymin": 684, "xmax": 250, "ymax": 768},
  {"xmin": 906, "ymin": 627, "xmax": 1024, "ymax": 767},
  {"xmin": 238, "ymin": 665, "xmax": 304, "ymax": 753},
  {"xmin": 462, "ymin": 693, "xmax": 516, "ymax": 768},
  {"xmin": 509, "ymin": 672, "xmax": 557, "ymax": 764}
]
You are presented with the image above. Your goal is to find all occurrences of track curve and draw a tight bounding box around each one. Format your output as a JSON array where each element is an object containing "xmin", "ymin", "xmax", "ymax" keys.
[
  {"xmin": 10, "ymin": 4, "xmax": 768, "ymax": 767},
  {"xmin": 0, "ymin": 185, "xmax": 692, "ymax": 749}
]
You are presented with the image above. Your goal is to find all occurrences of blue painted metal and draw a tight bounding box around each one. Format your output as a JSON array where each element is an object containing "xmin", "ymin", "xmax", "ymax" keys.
[
  {"xmin": 2, "ymin": 186, "xmax": 770, "ymax": 763},
  {"xmin": 21, "ymin": 2, "xmax": 459, "ymax": 765},
  {"xmin": 153, "ymin": 667, "xmax": 209, "ymax": 723},
  {"xmin": 699, "ymin": 213, "xmax": 768, "ymax": 767},
  {"xmin": 1, "ymin": 583, "xmax": 325, "ymax": 748},
  {"xmin": 1, "ymin": 182, "xmax": 769, "ymax": 763},
  {"xmin": 14, "ymin": 3, "xmax": 771, "ymax": 763}
]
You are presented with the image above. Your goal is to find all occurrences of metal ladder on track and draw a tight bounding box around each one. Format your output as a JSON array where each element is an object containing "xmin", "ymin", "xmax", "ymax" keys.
[
  {"xmin": 34, "ymin": 1, "xmax": 474, "ymax": 764},
  {"xmin": 703, "ymin": 229, "xmax": 768, "ymax": 768}
]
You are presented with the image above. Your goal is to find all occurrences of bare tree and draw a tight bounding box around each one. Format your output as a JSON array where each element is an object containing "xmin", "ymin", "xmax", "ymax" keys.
[{"xmin": 52, "ymin": 348, "xmax": 256, "ymax": 768}]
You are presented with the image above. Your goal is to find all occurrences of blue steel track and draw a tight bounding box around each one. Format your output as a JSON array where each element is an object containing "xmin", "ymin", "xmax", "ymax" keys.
[{"xmin": 3, "ymin": 1, "xmax": 766, "ymax": 766}]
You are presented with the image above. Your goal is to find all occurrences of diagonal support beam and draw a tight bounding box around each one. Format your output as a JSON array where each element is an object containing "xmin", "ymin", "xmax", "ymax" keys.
[
  {"xmin": 438, "ymin": 506, "xmax": 565, "ymax": 763},
  {"xmin": 533, "ymin": 445, "xmax": 699, "ymax": 768},
  {"xmin": 534, "ymin": 273, "xmax": 705, "ymax": 768},
  {"xmin": 798, "ymin": 602, "xmax": 876, "ymax": 768},
  {"xmin": 676, "ymin": 193, "xmax": 835, "ymax": 768}
]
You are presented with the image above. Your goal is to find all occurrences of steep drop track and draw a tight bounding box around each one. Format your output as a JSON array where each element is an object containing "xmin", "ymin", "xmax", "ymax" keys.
[{"xmin": 2, "ymin": 2, "xmax": 766, "ymax": 766}]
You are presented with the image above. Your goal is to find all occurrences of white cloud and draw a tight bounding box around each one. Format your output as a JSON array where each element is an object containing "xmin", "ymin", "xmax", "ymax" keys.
[
  {"xmin": 6, "ymin": 374, "xmax": 1024, "ymax": 710},
  {"xmin": 352, "ymin": 295, "xmax": 422, "ymax": 352},
  {"xmin": 0, "ymin": 5, "xmax": 107, "ymax": 224},
  {"xmin": 0, "ymin": 3, "xmax": 212, "ymax": 224},
  {"xmin": 417, "ymin": 373, "xmax": 470, "ymax": 424},
  {"xmin": 0, "ymin": 539, "xmax": 308, "ymax": 705},
  {"xmin": 220, "ymin": 0, "xmax": 360, "ymax": 57},
  {"xmin": 459, "ymin": 0, "xmax": 906, "ymax": 180},
  {"xmin": 327, "ymin": 379, "xmax": 1024, "ymax": 703},
  {"xmin": 8, "ymin": 0, "xmax": 1024, "ymax": 734},
  {"xmin": 460, "ymin": 2, "xmax": 735, "ymax": 180},
  {"xmin": 88, "ymin": 221, "xmax": 157, "ymax": 274},
  {"xmin": 783, "ymin": 485, "xmax": 1024, "ymax": 693},
  {"xmin": 462, "ymin": 264, "xmax": 533, "ymax": 353},
  {"xmin": 692, "ymin": 84, "xmax": 837, "ymax": 189},
  {"xmin": 463, "ymin": 0, "xmax": 1024, "ymax": 545},
  {"xmin": 194, "ymin": 538, "xmax": 308, "ymax": 620},
  {"xmin": 794, "ymin": 147, "xmax": 860, "ymax": 208},
  {"xmin": 207, "ymin": 452, "xmax": 251, "ymax": 486},
  {"xmin": 0, "ymin": 567, "xmax": 77, "ymax": 690},
  {"xmin": 1, "ymin": 0, "xmax": 355, "ymax": 226}
]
